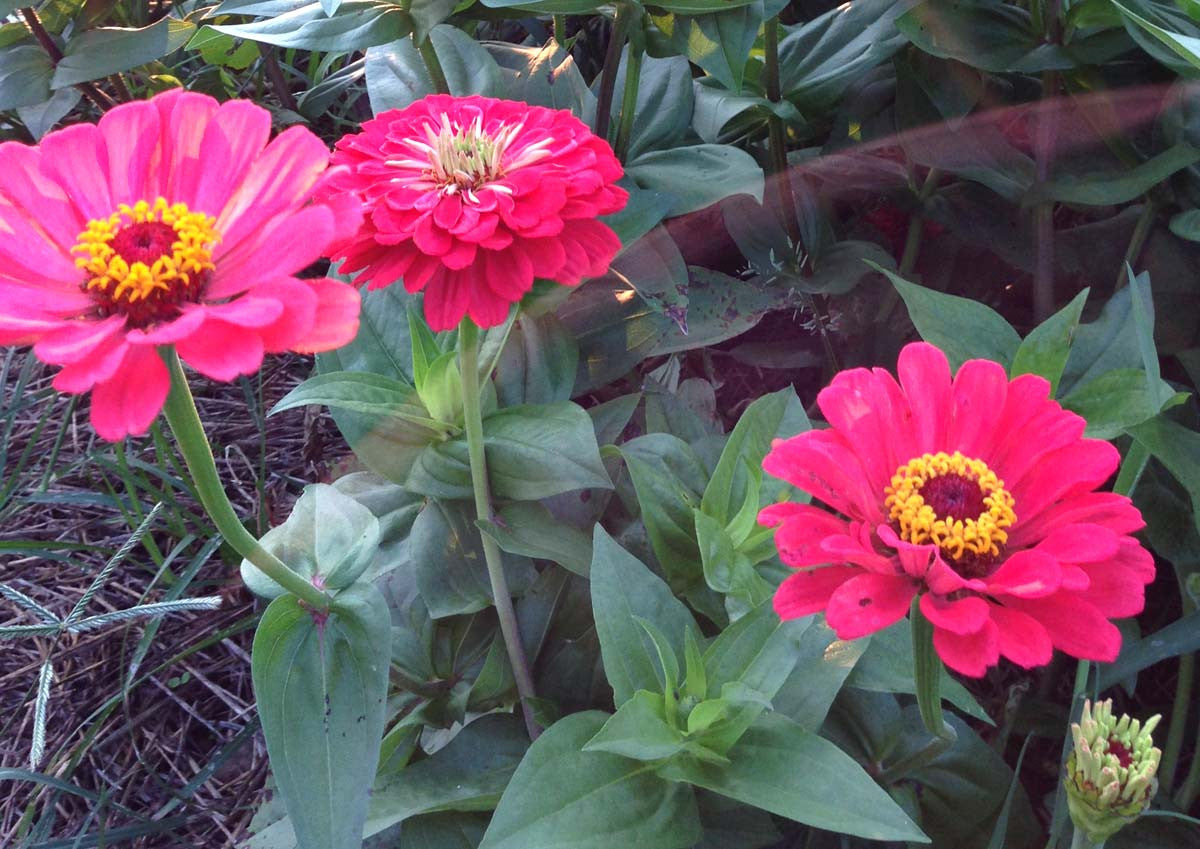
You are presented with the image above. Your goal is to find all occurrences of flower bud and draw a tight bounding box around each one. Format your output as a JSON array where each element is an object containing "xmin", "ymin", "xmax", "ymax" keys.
[{"xmin": 1064, "ymin": 699, "xmax": 1161, "ymax": 844}]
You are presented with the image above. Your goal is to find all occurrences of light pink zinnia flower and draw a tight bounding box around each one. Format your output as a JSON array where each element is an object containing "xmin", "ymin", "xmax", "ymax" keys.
[
  {"xmin": 762, "ymin": 342, "xmax": 1155, "ymax": 677},
  {"xmin": 0, "ymin": 89, "xmax": 363, "ymax": 440},
  {"xmin": 324, "ymin": 94, "xmax": 627, "ymax": 331}
]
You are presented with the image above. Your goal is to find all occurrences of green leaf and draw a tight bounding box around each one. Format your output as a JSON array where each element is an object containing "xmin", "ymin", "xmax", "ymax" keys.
[
  {"xmin": 626, "ymin": 146, "xmax": 764, "ymax": 218},
  {"xmin": 398, "ymin": 812, "xmax": 489, "ymax": 849},
  {"xmin": 406, "ymin": 402, "xmax": 612, "ymax": 501},
  {"xmin": 777, "ymin": 0, "xmax": 908, "ymax": 113},
  {"xmin": 1169, "ymin": 208, "xmax": 1200, "ymax": 241},
  {"xmin": 598, "ymin": 52, "xmax": 694, "ymax": 160},
  {"xmin": 1010, "ymin": 288, "xmax": 1089, "ymax": 394},
  {"xmin": 694, "ymin": 510, "xmax": 770, "ymax": 614},
  {"xmin": 772, "ymin": 623, "xmax": 869, "ymax": 731},
  {"xmin": 1097, "ymin": 609, "xmax": 1200, "ymax": 690},
  {"xmin": 651, "ymin": 268, "xmax": 789, "ymax": 356},
  {"xmin": 794, "ymin": 240, "xmax": 897, "ymax": 296},
  {"xmin": 240, "ymin": 484, "xmax": 381, "ymax": 599},
  {"xmin": 559, "ymin": 278, "xmax": 670, "ymax": 395},
  {"xmin": 486, "ymin": 40, "xmax": 594, "ymax": 113},
  {"xmin": 492, "ymin": 314, "xmax": 578, "ymax": 407},
  {"xmin": 619, "ymin": 433, "xmax": 708, "ymax": 590},
  {"xmin": 251, "ymin": 585, "xmax": 391, "ymax": 849},
  {"xmin": 1128, "ymin": 416, "xmax": 1200, "ymax": 536},
  {"xmin": 1027, "ymin": 144, "xmax": 1200, "ymax": 205},
  {"xmin": 211, "ymin": 1, "xmax": 410, "ymax": 52},
  {"xmin": 590, "ymin": 526, "xmax": 701, "ymax": 705},
  {"xmin": 53, "ymin": 17, "xmax": 196, "ymax": 86},
  {"xmin": 476, "ymin": 501, "xmax": 592, "ymax": 577},
  {"xmin": 186, "ymin": 26, "xmax": 261, "ymax": 69},
  {"xmin": 659, "ymin": 713, "xmax": 928, "ymax": 842},
  {"xmin": 653, "ymin": 5, "xmax": 762, "ymax": 92},
  {"xmin": 271, "ymin": 371, "xmax": 446, "ymax": 430},
  {"xmin": 1110, "ymin": 0, "xmax": 1200, "ymax": 74},
  {"xmin": 647, "ymin": 0, "xmax": 758, "ymax": 13},
  {"xmin": 583, "ymin": 690, "xmax": 687, "ymax": 760},
  {"xmin": 877, "ymin": 263, "xmax": 1021, "ymax": 369},
  {"xmin": 416, "ymin": 352, "xmax": 464, "ymax": 425},
  {"xmin": 365, "ymin": 24, "xmax": 502, "ymax": 113},
  {"xmin": 0, "ymin": 45, "xmax": 53, "ymax": 110},
  {"xmin": 1061, "ymin": 369, "xmax": 1166, "ymax": 439},
  {"xmin": 610, "ymin": 226, "xmax": 690, "ymax": 322},
  {"xmin": 409, "ymin": 500, "xmax": 537, "ymax": 618},
  {"xmin": 845, "ymin": 619, "xmax": 992, "ymax": 723},
  {"xmin": 479, "ymin": 712, "xmax": 701, "ymax": 849},
  {"xmin": 701, "ymin": 387, "xmax": 809, "ymax": 528},
  {"xmin": 17, "ymin": 87, "xmax": 81, "ymax": 140},
  {"xmin": 701, "ymin": 600, "xmax": 809, "ymax": 703}
]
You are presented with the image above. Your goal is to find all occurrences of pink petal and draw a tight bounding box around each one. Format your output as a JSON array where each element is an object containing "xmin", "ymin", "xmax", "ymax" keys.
[
  {"xmin": 933, "ymin": 619, "xmax": 999, "ymax": 677},
  {"xmin": 947, "ymin": 358, "xmax": 1008, "ymax": 457},
  {"xmin": 816, "ymin": 366, "xmax": 903, "ymax": 493},
  {"xmin": 125, "ymin": 310, "xmax": 207, "ymax": 346},
  {"xmin": 98, "ymin": 97, "xmax": 162, "ymax": 205},
  {"xmin": 38, "ymin": 123, "xmax": 112, "ymax": 221},
  {"xmin": 154, "ymin": 90, "xmax": 219, "ymax": 204},
  {"xmin": 244, "ymin": 277, "xmax": 318, "ymax": 352},
  {"xmin": 920, "ymin": 593, "xmax": 990, "ymax": 635},
  {"xmin": 209, "ymin": 205, "xmax": 335, "ymax": 299},
  {"xmin": 1077, "ymin": 560, "xmax": 1148, "ymax": 618},
  {"xmin": 0, "ymin": 196, "xmax": 83, "ymax": 287},
  {"xmin": 0, "ymin": 142, "xmax": 84, "ymax": 255},
  {"xmin": 773, "ymin": 565, "xmax": 861, "ymax": 620},
  {"xmin": 276, "ymin": 277, "xmax": 361, "ymax": 353},
  {"xmin": 0, "ymin": 313, "xmax": 71, "ymax": 345},
  {"xmin": 1010, "ymin": 440, "xmax": 1121, "ymax": 525},
  {"xmin": 189, "ymin": 99, "xmax": 271, "ymax": 215},
  {"xmin": 89, "ymin": 345, "xmax": 169, "ymax": 440},
  {"xmin": 53, "ymin": 336, "xmax": 129, "ymax": 393},
  {"xmin": 1006, "ymin": 594, "xmax": 1122, "ymax": 662},
  {"xmin": 1034, "ymin": 523, "xmax": 1120, "ymax": 564},
  {"xmin": 989, "ymin": 604, "xmax": 1053, "ymax": 668},
  {"xmin": 1113, "ymin": 536, "xmax": 1155, "ymax": 583},
  {"xmin": 824, "ymin": 572, "xmax": 917, "ymax": 640},
  {"xmin": 200, "ymin": 296, "xmax": 284, "ymax": 329},
  {"xmin": 819, "ymin": 531, "xmax": 898, "ymax": 573},
  {"xmin": 896, "ymin": 342, "xmax": 952, "ymax": 454},
  {"xmin": 1009, "ymin": 493, "xmax": 1144, "ymax": 548},
  {"xmin": 175, "ymin": 319, "xmax": 265, "ymax": 382},
  {"xmin": 763, "ymin": 430, "xmax": 882, "ymax": 522},
  {"xmin": 33, "ymin": 315, "xmax": 126, "ymax": 365},
  {"xmin": 985, "ymin": 549, "xmax": 1062, "ymax": 598},
  {"xmin": 769, "ymin": 506, "xmax": 851, "ymax": 567}
]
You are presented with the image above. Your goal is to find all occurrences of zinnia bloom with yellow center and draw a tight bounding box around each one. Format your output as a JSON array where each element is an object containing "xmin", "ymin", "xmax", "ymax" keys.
[
  {"xmin": 323, "ymin": 94, "xmax": 628, "ymax": 331},
  {"xmin": 761, "ymin": 342, "xmax": 1155, "ymax": 677},
  {"xmin": 0, "ymin": 89, "xmax": 363, "ymax": 440}
]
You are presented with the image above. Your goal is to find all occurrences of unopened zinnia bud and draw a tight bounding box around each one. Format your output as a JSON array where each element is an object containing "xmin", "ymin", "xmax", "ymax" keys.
[{"xmin": 1064, "ymin": 699, "xmax": 1161, "ymax": 844}]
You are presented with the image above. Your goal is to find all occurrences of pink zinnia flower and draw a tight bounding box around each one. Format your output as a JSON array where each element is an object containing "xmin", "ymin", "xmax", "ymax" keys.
[
  {"xmin": 762, "ymin": 342, "xmax": 1155, "ymax": 677},
  {"xmin": 0, "ymin": 89, "xmax": 362, "ymax": 441},
  {"xmin": 324, "ymin": 94, "xmax": 627, "ymax": 331}
]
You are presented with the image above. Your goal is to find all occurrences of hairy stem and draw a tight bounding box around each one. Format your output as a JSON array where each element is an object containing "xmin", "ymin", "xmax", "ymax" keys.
[
  {"xmin": 594, "ymin": 4, "xmax": 633, "ymax": 143},
  {"xmin": 553, "ymin": 14, "xmax": 567, "ymax": 46},
  {"xmin": 458, "ymin": 320, "xmax": 542, "ymax": 740},
  {"xmin": 257, "ymin": 44, "xmax": 297, "ymax": 111},
  {"xmin": 20, "ymin": 7, "xmax": 116, "ymax": 112},
  {"xmin": 161, "ymin": 350, "xmax": 330, "ymax": 611},
  {"xmin": 418, "ymin": 35, "xmax": 451, "ymax": 96}
]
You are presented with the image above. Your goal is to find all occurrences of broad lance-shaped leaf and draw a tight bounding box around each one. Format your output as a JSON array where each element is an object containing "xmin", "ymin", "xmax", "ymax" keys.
[
  {"xmin": 478, "ymin": 712, "xmax": 702, "ymax": 849},
  {"xmin": 590, "ymin": 526, "xmax": 702, "ymax": 705},
  {"xmin": 659, "ymin": 713, "xmax": 928, "ymax": 843},
  {"xmin": 240, "ymin": 484, "xmax": 380, "ymax": 599},
  {"xmin": 251, "ymin": 584, "xmax": 391, "ymax": 849},
  {"xmin": 406, "ymin": 401, "xmax": 612, "ymax": 501}
]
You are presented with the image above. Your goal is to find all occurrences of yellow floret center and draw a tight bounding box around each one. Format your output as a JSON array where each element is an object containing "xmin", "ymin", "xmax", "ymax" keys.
[
  {"xmin": 884, "ymin": 451, "xmax": 1016, "ymax": 561},
  {"xmin": 73, "ymin": 198, "xmax": 218, "ymax": 311}
]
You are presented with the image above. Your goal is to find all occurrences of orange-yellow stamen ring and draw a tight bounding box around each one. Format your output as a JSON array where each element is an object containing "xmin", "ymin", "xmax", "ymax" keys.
[
  {"xmin": 884, "ymin": 451, "xmax": 1016, "ymax": 560},
  {"xmin": 73, "ymin": 198, "xmax": 218, "ymax": 306}
]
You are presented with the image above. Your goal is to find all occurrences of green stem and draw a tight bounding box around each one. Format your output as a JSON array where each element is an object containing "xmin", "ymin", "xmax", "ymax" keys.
[
  {"xmin": 613, "ymin": 38, "xmax": 643, "ymax": 163},
  {"xmin": 1161, "ymin": 651, "xmax": 1194, "ymax": 791},
  {"xmin": 553, "ymin": 14, "xmax": 567, "ymax": 46},
  {"xmin": 879, "ymin": 723, "xmax": 957, "ymax": 784},
  {"xmin": 910, "ymin": 596, "xmax": 954, "ymax": 739},
  {"xmin": 1177, "ymin": 700, "xmax": 1200, "ymax": 810},
  {"xmin": 594, "ymin": 5, "xmax": 633, "ymax": 143},
  {"xmin": 417, "ymin": 35, "xmax": 451, "ymax": 95},
  {"xmin": 1070, "ymin": 826, "xmax": 1104, "ymax": 849},
  {"xmin": 1047, "ymin": 661, "xmax": 1093, "ymax": 848},
  {"xmin": 160, "ymin": 350, "xmax": 330, "ymax": 611},
  {"xmin": 898, "ymin": 168, "xmax": 943, "ymax": 277},
  {"xmin": 457, "ymin": 320, "xmax": 542, "ymax": 740}
]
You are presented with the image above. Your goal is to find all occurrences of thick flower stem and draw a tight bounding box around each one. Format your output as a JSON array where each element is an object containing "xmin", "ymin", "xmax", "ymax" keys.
[
  {"xmin": 160, "ymin": 350, "xmax": 330, "ymax": 611},
  {"xmin": 613, "ymin": 39, "xmax": 643, "ymax": 163},
  {"xmin": 417, "ymin": 35, "xmax": 451, "ymax": 96},
  {"xmin": 594, "ymin": 4, "xmax": 634, "ymax": 143},
  {"xmin": 20, "ymin": 7, "xmax": 116, "ymax": 112},
  {"xmin": 910, "ymin": 596, "xmax": 954, "ymax": 740},
  {"xmin": 1070, "ymin": 828, "xmax": 1104, "ymax": 849},
  {"xmin": 457, "ymin": 320, "xmax": 542, "ymax": 740}
]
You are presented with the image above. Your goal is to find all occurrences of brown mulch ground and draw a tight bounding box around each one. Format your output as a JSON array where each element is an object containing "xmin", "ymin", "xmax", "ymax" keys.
[{"xmin": 0, "ymin": 352, "xmax": 337, "ymax": 848}]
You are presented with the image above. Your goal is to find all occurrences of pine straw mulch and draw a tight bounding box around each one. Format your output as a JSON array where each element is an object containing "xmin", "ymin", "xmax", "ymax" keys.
[{"xmin": 0, "ymin": 352, "xmax": 340, "ymax": 848}]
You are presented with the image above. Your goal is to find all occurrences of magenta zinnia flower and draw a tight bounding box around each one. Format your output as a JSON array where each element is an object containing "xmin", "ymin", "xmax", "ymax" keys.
[
  {"xmin": 0, "ymin": 89, "xmax": 362, "ymax": 441},
  {"xmin": 762, "ymin": 342, "xmax": 1155, "ymax": 677},
  {"xmin": 324, "ymin": 94, "xmax": 627, "ymax": 331}
]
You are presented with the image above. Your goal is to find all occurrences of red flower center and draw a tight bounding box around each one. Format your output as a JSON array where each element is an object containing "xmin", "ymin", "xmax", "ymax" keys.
[
  {"xmin": 919, "ymin": 474, "xmax": 989, "ymax": 522},
  {"xmin": 1108, "ymin": 737, "xmax": 1133, "ymax": 768},
  {"xmin": 72, "ymin": 198, "xmax": 219, "ymax": 328}
]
